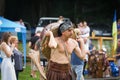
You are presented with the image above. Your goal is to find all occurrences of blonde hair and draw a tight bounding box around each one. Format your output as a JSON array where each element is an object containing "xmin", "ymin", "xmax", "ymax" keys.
[
  {"xmin": 9, "ymin": 36, "xmax": 18, "ymax": 44},
  {"xmin": 71, "ymin": 28, "xmax": 81, "ymax": 39}
]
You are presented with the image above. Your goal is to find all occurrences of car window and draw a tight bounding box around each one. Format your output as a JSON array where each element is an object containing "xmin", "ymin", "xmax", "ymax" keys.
[
  {"xmin": 37, "ymin": 20, "xmax": 58, "ymax": 27},
  {"xmin": 36, "ymin": 17, "xmax": 71, "ymax": 33},
  {"xmin": 37, "ymin": 17, "xmax": 71, "ymax": 27},
  {"xmin": 89, "ymin": 23, "xmax": 112, "ymax": 37}
]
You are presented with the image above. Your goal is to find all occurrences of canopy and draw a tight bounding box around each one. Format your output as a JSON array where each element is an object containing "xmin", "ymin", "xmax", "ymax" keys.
[{"xmin": 0, "ymin": 16, "xmax": 27, "ymax": 67}]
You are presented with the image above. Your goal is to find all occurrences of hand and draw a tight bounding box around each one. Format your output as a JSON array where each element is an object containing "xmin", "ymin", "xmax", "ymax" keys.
[
  {"xmin": 85, "ymin": 50, "xmax": 90, "ymax": 55},
  {"xmin": 76, "ymin": 37, "xmax": 84, "ymax": 43},
  {"xmin": 113, "ymin": 55, "xmax": 116, "ymax": 58},
  {"xmin": 11, "ymin": 43, "xmax": 15, "ymax": 48},
  {"xmin": 45, "ymin": 31, "xmax": 52, "ymax": 37}
]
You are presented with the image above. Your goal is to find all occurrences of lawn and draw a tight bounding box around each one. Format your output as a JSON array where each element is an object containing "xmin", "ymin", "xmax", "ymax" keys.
[
  {"xmin": 19, "ymin": 61, "xmax": 40, "ymax": 80},
  {"xmin": 18, "ymin": 42, "xmax": 41, "ymax": 80},
  {"xmin": 0, "ymin": 61, "xmax": 41, "ymax": 80}
]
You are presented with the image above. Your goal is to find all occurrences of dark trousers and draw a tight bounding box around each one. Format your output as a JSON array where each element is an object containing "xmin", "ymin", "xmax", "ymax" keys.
[
  {"xmin": 83, "ymin": 61, "xmax": 87, "ymax": 75},
  {"xmin": 15, "ymin": 70, "xmax": 19, "ymax": 80}
]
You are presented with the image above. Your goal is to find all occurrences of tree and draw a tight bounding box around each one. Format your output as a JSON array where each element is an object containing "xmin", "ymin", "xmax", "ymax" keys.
[{"xmin": 0, "ymin": 0, "xmax": 5, "ymax": 16}]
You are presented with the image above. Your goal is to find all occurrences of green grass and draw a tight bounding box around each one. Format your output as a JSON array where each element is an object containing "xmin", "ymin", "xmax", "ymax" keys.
[
  {"xmin": 18, "ymin": 42, "xmax": 40, "ymax": 80},
  {"xmin": 19, "ymin": 62, "xmax": 40, "ymax": 80},
  {"xmin": 91, "ymin": 39, "xmax": 113, "ymax": 57},
  {"xmin": 19, "ymin": 42, "xmax": 45, "ymax": 80},
  {"xmin": 0, "ymin": 61, "xmax": 40, "ymax": 80},
  {"xmin": 18, "ymin": 42, "xmax": 30, "ymax": 55}
]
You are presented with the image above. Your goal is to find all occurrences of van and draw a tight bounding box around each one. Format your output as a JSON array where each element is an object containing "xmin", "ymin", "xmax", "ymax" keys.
[{"xmin": 35, "ymin": 17, "xmax": 71, "ymax": 33}]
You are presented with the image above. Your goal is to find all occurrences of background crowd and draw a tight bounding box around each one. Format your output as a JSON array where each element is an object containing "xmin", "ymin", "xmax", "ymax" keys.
[{"xmin": 1, "ymin": 17, "xmax": 120, "ymax": 80}]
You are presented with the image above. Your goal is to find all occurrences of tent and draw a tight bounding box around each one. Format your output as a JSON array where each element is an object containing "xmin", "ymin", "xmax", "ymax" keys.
[{"xmin": 0, "ymin": 16, "xmax": 27, "ymax": 67}]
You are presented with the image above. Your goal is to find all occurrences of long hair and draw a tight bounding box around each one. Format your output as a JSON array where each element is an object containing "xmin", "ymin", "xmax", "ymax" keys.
[
  {"xmin": 9, "ymin": 36, "xmax": 18, "ymax": 44},
  {"xmin": 1, "ymin": 32, "xmax": 11, "ymax": 44}
]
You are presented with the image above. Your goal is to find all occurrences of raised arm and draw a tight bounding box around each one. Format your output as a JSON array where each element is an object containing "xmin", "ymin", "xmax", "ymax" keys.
[
  {"xmin": 74, "ymin": 38, "xmax": 86, "ymax": 60},
  {"xmin": 45, "ymin": 31, "xmax": 57, "ymax": 48},
  {"xmin": 1, "ymin": 42, "xmax": 14, "ymax": 57}
]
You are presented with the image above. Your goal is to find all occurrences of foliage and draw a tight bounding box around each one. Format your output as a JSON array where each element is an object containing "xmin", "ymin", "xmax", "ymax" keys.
[
  {"xmin": 18, "ymin": 42, "xmax": 30, "ymax": 55},
  {"xmin": 91, "ymin": 39, "xmax": 113, "ymax": 57}
]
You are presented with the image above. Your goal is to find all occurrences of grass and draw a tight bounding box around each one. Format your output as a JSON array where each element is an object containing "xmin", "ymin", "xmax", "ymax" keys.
[
  {"xmin": 18, "ymin": 42, "xmax": 30, "ymax": 54},
  {"xmin": 18, "ymin": 42, "xmax": 40, "ymax": 80},
  {"xmin": 0, "ymin": 61, "xmax": 41, "ymax": 80},
  {"xmin": 19, "ymin": 62, "xmax": 40, "ymax": 80}
]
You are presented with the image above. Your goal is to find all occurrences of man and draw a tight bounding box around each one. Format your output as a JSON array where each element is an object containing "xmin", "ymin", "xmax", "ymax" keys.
[{"xmin": 45, "ymin": 22, "xmax": 87, "ymax": 80}]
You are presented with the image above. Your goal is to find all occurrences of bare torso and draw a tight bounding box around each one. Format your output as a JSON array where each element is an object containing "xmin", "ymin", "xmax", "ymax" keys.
[{"xmin": 50, "ymin": 37, "xmax": 77, "ymax": 64}]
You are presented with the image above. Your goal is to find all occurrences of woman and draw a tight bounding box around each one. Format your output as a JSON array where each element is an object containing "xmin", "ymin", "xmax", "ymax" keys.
[
  {"xmin": 9, "ymin": 36, "xmax": 23, "ymax": 80},
  {"xmin": 0, "ymin": 32, "xmax": 17, "ymax": 80},
  {"xmin": 71, "ymin": 28, "xmax": 85, "ymax": 80}
]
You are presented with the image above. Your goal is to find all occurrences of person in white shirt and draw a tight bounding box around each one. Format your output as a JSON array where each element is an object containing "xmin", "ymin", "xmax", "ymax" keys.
[{"xmin": 78, "ymin": 21, "xmax": 90, "ymax": 75}]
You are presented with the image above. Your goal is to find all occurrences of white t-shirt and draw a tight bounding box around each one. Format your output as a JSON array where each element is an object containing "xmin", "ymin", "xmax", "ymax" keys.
[{"xmin": 79, "ymin": 26, "xmax": 90, "ymax": 38}]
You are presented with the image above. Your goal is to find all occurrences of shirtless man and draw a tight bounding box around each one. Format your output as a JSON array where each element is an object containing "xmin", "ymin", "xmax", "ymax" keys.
[{"xmin": 45, "ymin": 22, "xmax": 87, "ymax": 80}]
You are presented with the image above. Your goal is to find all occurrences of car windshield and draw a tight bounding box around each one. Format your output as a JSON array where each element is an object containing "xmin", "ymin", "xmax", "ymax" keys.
[
  {"xmin": 37, "ymin": 17, "xmax": 71, "ymax": 28},
  {"xmin": 37, "ymin": 19, "xmax": 58, "ymax": 27}
]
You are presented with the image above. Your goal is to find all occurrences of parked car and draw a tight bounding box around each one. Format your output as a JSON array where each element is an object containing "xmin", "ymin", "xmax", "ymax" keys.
[
  {"xmin": 88, "ymin": 23, "xmax": 112, "ymax": 37},
  {"xmin": 35, "ymin": 17, "xmax": 71, "ymax": 33}
]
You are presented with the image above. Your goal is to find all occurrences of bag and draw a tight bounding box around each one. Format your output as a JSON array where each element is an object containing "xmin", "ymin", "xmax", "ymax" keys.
[
  {"xmin": 41, "ymin": 22, "xmax": 61, "ymax": 60},
  {"xmin": 70, "ymin": 68, "xmax": 76, "ymax": 80}
]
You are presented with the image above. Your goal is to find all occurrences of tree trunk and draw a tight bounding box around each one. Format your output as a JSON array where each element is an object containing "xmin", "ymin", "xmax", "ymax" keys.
[{"xmin": 0, "ymin": 0, "xmax": 5, "ymax": 16}]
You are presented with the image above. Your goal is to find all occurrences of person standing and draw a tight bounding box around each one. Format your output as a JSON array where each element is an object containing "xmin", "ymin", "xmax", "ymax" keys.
[
  {"xmin": 0, "ymin": 32, "xmax": 17, "ymax": 80},
  {"xmin": 35, "ymin": 38, "xmax": 47, "ymax": 70},
  {"xmin": 34, "ymin": 32, "xmax": 47, "ymax": 80},
  {"xmin": 28, "ymin": 31, "xmax": 41, "ymax": 78},
  {"xmin": 78, "ymin": 21, "xmax": 90, "ymax": 74},
  {"xmin": 71, "ymin": 28, "xmax": 85, "ymax": 80},
  {"xmin": 9, "ymin": 36, "xmax": 23, "ymax": 80},
  {"xmin": 45, "ymin": 22, "xmax": 87, "ymax": 80},
  {"xmin": 78, "ymin": 21, "xmax": 90, "ymax": 38},
  {"xmin": 114, "ymin": 39, "xmax": 120, "ymax": 76}
]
